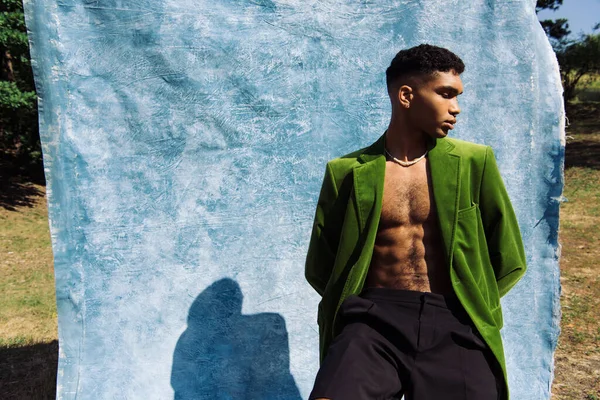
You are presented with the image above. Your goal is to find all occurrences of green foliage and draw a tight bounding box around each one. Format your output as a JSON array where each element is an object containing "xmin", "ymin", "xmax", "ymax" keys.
[
  {"xmin": 0, "ymin": 0, "xmax": 26, "ymax": 12},
  {"xmin": 0, "ymin": 12, "xmax": 29, "ymax": 48},
  {"xmin": 535, "ymin": 0, "xmax": 564, "ymax": 12},
  {"xmin": 540, "ymin": 18, "xmax": 570, "ymax": 43},
  {"xmin": 535, "ymin": 0, "xmax": 600, "ymax": 104},
  {"xmin": 558, "ymin": 34, "xmax": 600, "ymax": 102},
  {"xmin": 0, "ymin": 80, "xmax": 35, "ymax": 109},
  {"xmin": 535, "ymin": 0, "xmax": 570, "ymax": 46},
  {"xmin": 0, "ymin": 0, "xmax": 41, "ymax": 173}
]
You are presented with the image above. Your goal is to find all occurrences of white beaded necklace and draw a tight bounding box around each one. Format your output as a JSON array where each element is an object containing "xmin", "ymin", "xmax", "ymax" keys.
[{"xmin": 384, "ymin": 147, "xmax": 428, "ymax": 167}]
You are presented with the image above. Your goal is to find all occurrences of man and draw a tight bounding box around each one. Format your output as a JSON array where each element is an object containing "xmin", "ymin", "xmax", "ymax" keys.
[{"xmin": 305, "ymin": 44, "xmax": 526, "ymax": 400}]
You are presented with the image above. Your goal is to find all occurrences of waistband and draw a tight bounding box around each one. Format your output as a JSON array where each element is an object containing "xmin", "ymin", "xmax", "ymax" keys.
[{"xmin": 359, "ymin": 287, "xmax": 462, "ymax": 310}]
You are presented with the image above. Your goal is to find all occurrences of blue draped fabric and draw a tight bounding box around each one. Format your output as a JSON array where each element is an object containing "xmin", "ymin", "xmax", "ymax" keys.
[{"xmin": 23, "ymin": 0, "xmax": 563, "ymax": 398}]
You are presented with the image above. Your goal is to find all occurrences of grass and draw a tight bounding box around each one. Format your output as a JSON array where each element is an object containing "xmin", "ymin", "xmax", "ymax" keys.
[
  {"xmin": 0, "ymin": 184, "xmax": 57, "ymax": 399},
  {"xmin": 0, "ymin": 187, "xmax": 57, "ymax": 344},
  {"xmin": 551, "ymin": 101, "xmax": 600, "ymax": 399},
  {"xmin": 0, "ymin": 103, "xmax": 598, "ymax": 398},
  {"xmin": 573, "ymin": 73, "xmax": 600, "ymax": 102}
]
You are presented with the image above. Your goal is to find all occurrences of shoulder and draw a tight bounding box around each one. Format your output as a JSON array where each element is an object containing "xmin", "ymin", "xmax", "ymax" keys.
[
  {"xmin": 445, "ymin": 137, "xmax": 489, "ymax": 155},
  {"xmin": 327, "ymin": 148, "xmax": 365, "ymax": 168},
  {"xmin": 318, "ymin": 141, "xmax": 376, "ymax": 191},
  {"xmin": 324, "ymin": 142, "xmax": 373, "ymax": 176},
  {"xmin": 444, "ymin": 137, "xmax": 491, "ymax": 165}
]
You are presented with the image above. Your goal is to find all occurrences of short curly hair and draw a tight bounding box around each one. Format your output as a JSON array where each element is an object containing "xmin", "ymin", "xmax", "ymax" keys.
[{"xmin": 386, "ymin": 44, "xmax": 465, "ymax": 90}]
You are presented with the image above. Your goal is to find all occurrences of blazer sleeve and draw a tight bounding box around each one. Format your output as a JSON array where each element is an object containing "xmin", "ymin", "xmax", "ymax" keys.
[
  {"xmin": 305, "ymin": 162, "xmax": 339, "ymax": 296},
  {"xmin": 479, "ymin": 146, "xmax": 527, "ymax": 298}
]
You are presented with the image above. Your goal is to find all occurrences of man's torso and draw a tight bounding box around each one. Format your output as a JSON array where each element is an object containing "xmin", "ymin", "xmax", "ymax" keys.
[{"xmin": 365, "ymin": 158, "xmax": 453, "ymax": 294}]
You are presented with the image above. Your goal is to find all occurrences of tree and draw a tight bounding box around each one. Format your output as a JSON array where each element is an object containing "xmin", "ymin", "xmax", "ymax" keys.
[
  {"xmin": 0, "ymin": 0, "xmax": 41, "ymax": 176},
  {"xmin": 536, "ymin": 0, "xmax": 571, "ymax": 50},
  {"xmin": 536, "ymin": 0, "xmax": 564, "ymax": 12},
  {"xmin": 557, "ymin": 33, "xmax": 600, "ymax": 103},
  {"xmin": 536, "ymin": 0, "xmax": 600, "ymax": 103}
]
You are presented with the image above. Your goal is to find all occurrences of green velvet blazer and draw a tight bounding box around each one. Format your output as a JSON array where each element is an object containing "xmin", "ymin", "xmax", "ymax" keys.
[{"xmin": 305, "ymin": 132, "xmax": 526, "ymax": 400}]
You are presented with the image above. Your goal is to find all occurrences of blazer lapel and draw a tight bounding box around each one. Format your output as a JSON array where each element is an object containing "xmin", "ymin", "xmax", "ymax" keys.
[
  {"xmin": 350, "ymin": 133, "xmax": 461, "ymax": 268},
  {"xmin": 353, "ymin": 134, "xmax": 386, "ymax": 232},
  {"xmin": 428, "ymin": 138, "xmax": 461, "ymax": 267}
]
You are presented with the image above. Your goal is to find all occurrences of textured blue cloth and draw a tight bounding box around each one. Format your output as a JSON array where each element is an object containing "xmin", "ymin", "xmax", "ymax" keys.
[{"xmin": 24, "ymin": 0, "xmax": 563, "ymax": 398}]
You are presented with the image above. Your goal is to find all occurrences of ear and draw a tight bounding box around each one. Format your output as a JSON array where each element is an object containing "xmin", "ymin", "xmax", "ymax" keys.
[{"xmin": 398, "ymin": 85, "xmax": 413, "ymax": 109}]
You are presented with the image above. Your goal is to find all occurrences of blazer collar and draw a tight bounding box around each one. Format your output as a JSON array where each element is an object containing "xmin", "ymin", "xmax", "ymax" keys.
[
  {"xmin": 353, "ymin": 131, "xmax": 461, "ymax": 266},
  {"xmin": 357, "ymin": 132, "xmax": 386, "ymax": 164},
  {"xmin": 357, "ymin": 131, "xmax": 455, "ymax": 163}
]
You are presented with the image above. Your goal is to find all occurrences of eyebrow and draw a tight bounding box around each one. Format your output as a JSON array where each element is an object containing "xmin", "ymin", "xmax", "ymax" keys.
[{"xmin": 438, "ymin": 85, "xmax": 463, "ymax": 95}]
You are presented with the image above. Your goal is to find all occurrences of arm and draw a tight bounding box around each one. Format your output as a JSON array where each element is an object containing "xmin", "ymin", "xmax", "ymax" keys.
[
  {"xmin": 479, "ymin": 146, "xmax": 527, "ymax": 298},
  {"xmin": 305, "ymin": 162, "xmax": 339, "ymax": 296}
]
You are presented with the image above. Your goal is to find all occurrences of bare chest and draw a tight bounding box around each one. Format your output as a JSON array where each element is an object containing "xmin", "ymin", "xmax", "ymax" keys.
[{"xmin": 380, "ymin": 160, "xmax": 436, "ymax": 226}]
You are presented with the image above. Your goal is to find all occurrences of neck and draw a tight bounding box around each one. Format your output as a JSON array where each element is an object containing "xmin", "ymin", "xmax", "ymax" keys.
[{"xmin": 385, "ymin": 116, "xmax": 429, "ymax": 162}]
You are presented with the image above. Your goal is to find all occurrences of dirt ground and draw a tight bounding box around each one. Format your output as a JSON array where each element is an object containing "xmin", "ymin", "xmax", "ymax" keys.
[{"xmin": 551, "ymin": 102, "xmax": 600, "ymax": 400}]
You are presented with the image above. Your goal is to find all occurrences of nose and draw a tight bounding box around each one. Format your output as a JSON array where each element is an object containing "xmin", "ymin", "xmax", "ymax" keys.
[{"xmin": 450, "ymin": 98, "xmax": 460, "ymax": 116}]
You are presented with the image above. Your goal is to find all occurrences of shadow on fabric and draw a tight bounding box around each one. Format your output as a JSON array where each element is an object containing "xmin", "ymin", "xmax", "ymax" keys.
[{"xmin": 171, "ymin": 278, "xmax": 302, "ymax": 400}]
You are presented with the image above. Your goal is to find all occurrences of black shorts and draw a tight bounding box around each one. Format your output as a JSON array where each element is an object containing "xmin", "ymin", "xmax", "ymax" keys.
[{"xmin": 309, "ymin": 288, "xmax": 502, "ymax": 400}]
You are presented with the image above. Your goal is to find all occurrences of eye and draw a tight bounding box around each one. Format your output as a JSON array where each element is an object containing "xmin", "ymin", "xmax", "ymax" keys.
[{"xmin": 441, "ymin": 93, "xmax": 450, "ymax": 99}]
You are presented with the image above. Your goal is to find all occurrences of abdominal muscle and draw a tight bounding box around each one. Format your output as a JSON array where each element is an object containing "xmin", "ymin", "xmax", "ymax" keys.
[
  {"xmin": 364, "ymin": 222, "xmax": 452, "ymax": 294},
  {"xmin": 364, "ymin": 160, "xmax": 453, "ymax": 295}
]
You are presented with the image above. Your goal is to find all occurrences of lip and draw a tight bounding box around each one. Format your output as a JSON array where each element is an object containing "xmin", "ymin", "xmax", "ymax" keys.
[{"xmin": 443, "ymin": 122, "xmax": 455, "ymax": 130}]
